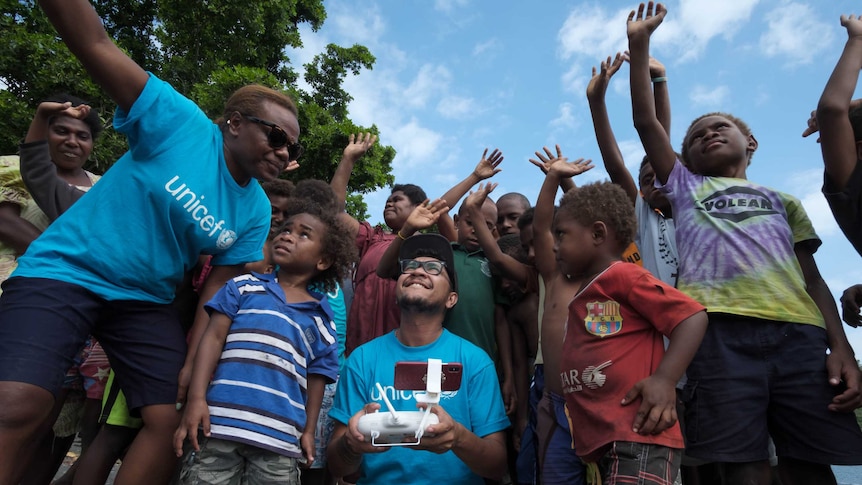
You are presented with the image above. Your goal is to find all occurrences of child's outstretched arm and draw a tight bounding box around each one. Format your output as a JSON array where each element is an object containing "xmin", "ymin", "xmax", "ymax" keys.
[
  {"xmin": 330, "ymin": 133, "xmax": 376, "ymax": 235},
  {"xmin": 796, "ymin": 246, "xmax": 862, "ymax": 412},
  {"xmin": 628, "ymin": 2, "xmax": 676, "ymax": 185},
  {"xmin": 173, "ymin": 312, "xmax": 233, "ymax": 457},
  {"xmin": 816, "ymin": 14, "xmax": 862, "ymax": 192},
  {"xmin": 437, "ymin": 148, "xmax": 504, "ymax": 241},
  {"xmin": 621, "ymin": 309, "xmax": 707, "ymax": 435},
  {"xmin": 587, "ymin": 53, "xmax": 638, "ymax": 204},
  {"xmin": 374, "ymin": 198, "xmax": 450, "ymax": 279},
  {"xmin": 463, "ymin": 183, "xmax": 532, "ymax": 285},
  {"xmin": 532, "ymin": 146, "xmax": 594, "ymax": 280}
]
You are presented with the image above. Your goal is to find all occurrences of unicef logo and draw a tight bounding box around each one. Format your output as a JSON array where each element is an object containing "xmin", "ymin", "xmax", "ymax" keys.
[
  {"xmin": 480, "ymin": 259, "xmax": 492, "ymax": 278},
  {"xmin": 216, "ymin": 230, "xmax": 238, "ymax": 249}
]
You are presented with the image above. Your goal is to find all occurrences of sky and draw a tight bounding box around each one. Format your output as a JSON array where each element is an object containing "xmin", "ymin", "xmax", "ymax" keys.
[{"xmin": 286, "ymin": 0, "xmax": 862, "ymax": 356}]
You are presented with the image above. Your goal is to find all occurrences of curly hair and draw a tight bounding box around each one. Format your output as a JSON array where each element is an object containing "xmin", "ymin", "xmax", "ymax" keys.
[
  {"xmin": 292, "ymin": 179, "xmax": 338, "ymax": 213},
  {"xmin": 392, "ymin": 183, "xmax": 427, "ymax": 206},
  {"xmin": 261, "ymin": 178, "xmax": 295, "ymax": 199},
  {"xmin": 497, "ymin": 233, "xmax": 525, "ymax": 262},
  {"xmin": 558, "ymin": 181, "xmax": 636, "ymax": 250},
  {"xmin": 274, "ymin": 198, "xmax": 358, "ymax": 293},
  {"xmin": 681, "ymin": 112, "xmax": 754, "ymax": 167},
  {"xmin": 516, "ymin": 207, "xmax": 535, "ymax": 231}
]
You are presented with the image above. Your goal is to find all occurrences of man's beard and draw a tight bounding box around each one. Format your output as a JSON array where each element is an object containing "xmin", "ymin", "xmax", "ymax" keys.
[{"xmin": 397, "ymin": 294, "xmax": 446, "ymax": 315}]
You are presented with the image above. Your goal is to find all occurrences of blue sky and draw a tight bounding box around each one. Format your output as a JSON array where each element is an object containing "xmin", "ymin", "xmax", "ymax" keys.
[{"xmin": 287, "ymin": 0, "xmax": 862, "ymax": 355}]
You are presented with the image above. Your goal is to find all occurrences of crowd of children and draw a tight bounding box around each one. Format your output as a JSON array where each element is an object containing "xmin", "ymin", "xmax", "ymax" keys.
[{"xmin": 2, "ymin": 1, "xmax": 862, "ymax": 485}]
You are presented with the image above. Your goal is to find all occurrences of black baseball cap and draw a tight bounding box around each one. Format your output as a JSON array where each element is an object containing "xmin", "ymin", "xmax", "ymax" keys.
[{"xmin": 398, "ymin": 233, "xmax": 458, "ymax": 292}]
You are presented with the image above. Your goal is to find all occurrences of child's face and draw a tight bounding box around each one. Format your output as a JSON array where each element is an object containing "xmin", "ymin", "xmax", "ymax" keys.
[
  {"xmin": 638, "ymin": 163, "xmax": 671, "ymax": 215},
  {"xmin": 270, "ymin": 213, "xmax": 329, "ymax": 274},
  {"xmin": 553, "ymin": 214, "xmax": 594, "ymax": 278},
  {"xmin": 684, "ymin": 115, "xmax": 755, "ymax": 178},
  {"xmin": 455, "ymin": 201, "xmax": 497, "ymax": 251},
  {"xmin": 268, "ymin": 195, "xmax": 290, "ymax": 237},
  {"xmin": 496, "ymin": 198, "xmax": 527, "ymax": 236},
  {"xmin": 383, "ymin": 190, "xmax": 417, "ymax": 231}
]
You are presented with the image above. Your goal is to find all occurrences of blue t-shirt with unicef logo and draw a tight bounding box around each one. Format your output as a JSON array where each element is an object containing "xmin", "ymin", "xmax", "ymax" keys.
[
  {"xmin": 14, "ymin": 74, "xmax": 270, "ymax": 303},
  {"xmin": 329, "ymin": 329, "xmax": 509, "ymax": 485}
]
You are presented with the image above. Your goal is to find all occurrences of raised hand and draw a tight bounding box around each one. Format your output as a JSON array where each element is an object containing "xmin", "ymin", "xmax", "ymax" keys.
[
  {"xmin": 473, "ymin": 148, "xmax": 504, "ymax": 180},
  {"xmin": 402, "ymin": 198, "xmax": 450, "ymax": 234},
  {"xmin": 801, "ymin": 109, "xmax": 821, "ymax": 141},
  {"xmin": 464, "ymin": 182, "xmax": 498, "ymax": 210},
  {"xmin": 529, "ymin": 144, "xmax": 566, "ymax": 175},
  {"xmin": 627, "ymin": 2, "xmax": 667, "ymax": 40},
  {"xmin": 586, "ymin": 53, "xmax": 624, "ymax": 100},
  {"xmin": 342, "ymin": 132, "xmax": 377, "ymax": 161},
  {"xmin": 841, "ymin": 13, "xmax": 862, "ymax": 39},
  {"xmin": 35, "ymin": 101, "xmax": 91, "ymax": 121}
]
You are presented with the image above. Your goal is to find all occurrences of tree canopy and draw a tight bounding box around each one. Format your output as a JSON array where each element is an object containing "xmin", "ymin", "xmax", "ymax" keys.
[{"xmin": 0, "ymin": 0, "xmax": 394, "ymax": 220}]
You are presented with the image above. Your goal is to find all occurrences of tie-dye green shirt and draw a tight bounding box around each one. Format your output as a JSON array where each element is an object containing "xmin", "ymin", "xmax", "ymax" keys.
[{"xmin": 658, "ymin": 160, "xmax": 823, "ymax": 327}]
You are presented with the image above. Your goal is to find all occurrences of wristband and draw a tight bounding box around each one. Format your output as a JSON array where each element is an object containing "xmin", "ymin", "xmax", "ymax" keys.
[
  {"xmin": 651, "ymin": 76, "xmax": 667, "ymax": 83},
  {"xmin": 397, "ymin": 230, "xmax": 407, "ymax": 240}
]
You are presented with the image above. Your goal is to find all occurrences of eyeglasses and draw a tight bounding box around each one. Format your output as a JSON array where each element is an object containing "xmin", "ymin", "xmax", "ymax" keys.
[
  {"xmin": 400, "ymin": 259, "xmax": 446, "ymax": 276},
  {"xmin": 242, "ymin": 114, "xmax": 304, "ymax": 161}
]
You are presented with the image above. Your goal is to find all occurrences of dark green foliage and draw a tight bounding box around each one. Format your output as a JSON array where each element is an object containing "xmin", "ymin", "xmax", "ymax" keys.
[{"xmin": 0, "ymin": 0, "xmax": 394, "ymax": 219}]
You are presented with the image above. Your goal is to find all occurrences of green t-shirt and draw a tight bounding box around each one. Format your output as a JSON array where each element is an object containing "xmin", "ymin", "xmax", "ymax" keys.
[{"xmin": 443, "ymin": 244, "xmax": 499, "ymax": 363}]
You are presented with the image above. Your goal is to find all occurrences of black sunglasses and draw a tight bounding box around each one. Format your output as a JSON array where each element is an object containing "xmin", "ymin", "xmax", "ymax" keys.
[{"xmin": 242, "ymin": 114, "xmax": 304, "ymax": 161}]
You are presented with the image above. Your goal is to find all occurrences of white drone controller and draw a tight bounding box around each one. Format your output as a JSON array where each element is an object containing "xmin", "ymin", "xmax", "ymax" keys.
[
  {"xmin": 356, "ymin": 408, "xmax": 439, "ymax": 446},
  {"xmin": 356, "ymin": 359, "xmax": 445, "ymax": 447}
]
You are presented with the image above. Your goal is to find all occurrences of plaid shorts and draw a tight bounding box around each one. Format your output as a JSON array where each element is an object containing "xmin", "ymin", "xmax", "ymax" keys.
[
  {"xmin": 181, "ymin": 437, "xmax": 300, "ymax": 485},
  {"xmin": 599, "ymin": 441, "xmax": 680, "ymax": 485}
]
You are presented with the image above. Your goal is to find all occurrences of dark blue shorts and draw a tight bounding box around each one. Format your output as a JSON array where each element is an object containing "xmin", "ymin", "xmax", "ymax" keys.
[
  {"xmin": 0, "ymin": 277, "xmax": 187, "ymax": 412},
  {"xmin": 516, "ymin": 364, "xmax": 544, "ymax": 485},
  {"xmin": 682, "ymin": 314, "xmax": 862, "ymax": 465},
  {"xmin": 536, "ymin": 389, "xmax": 586, "ymax": 484}
]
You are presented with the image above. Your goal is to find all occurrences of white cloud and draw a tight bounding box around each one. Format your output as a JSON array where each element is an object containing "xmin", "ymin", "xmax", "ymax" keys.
[
  {"xmin": 434, "ymin": 0, "xmax": 469, "ymax": 13},
  {"xmin": 550, "ymin": 102, "xmax": 577, "ymax": 130},
  {"xmin": 688, "ymin": 84, "xmax": 730, "ymax": 107},
  {"xmin": 666, "ymin": 0, "xmax": 759, "ymax": 61},
  {"xmin": 759, "ymin": 1, "xmax": 833, "ymax": 66},
  {"xmin": 789, "ymin": 169, "xmax": 840, "ymax": 237},
  {"xmin": 556, "ymin": 1, "xmax": 759, "ymax": 66},
  {"xmin": 387, "ymin": 118, "xmax": 445, "ymax": 173},
  {"xmin": 327, "ymin": 2, "xmax": 387, "ymax": 46},
  {"xmin": 618, "ymin": 139, "xmax": 647, "ymax": 173},
  {"xmin": 473, "ymin": 38, "xmax": 499, "ymax": 57},
  {"xmin": 437, "ymin": 95, "xmax": 482, "ymax": 120},
  {"xmin": 561, "ymin": 66, "xmax": 589, "ymax": 95},
  {"xmin": 557, "ymin": 5, "xmax": 630, "ymax": 61},
  {"xmin": 403, "ymin": 64, "xmax": 452, "ymax": 109}
]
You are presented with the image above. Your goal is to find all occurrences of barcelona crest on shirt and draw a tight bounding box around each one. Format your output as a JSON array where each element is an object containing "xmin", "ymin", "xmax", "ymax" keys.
[{"xmin": 584, "ymin": 300, "xmax": 622, "ymax": 337}]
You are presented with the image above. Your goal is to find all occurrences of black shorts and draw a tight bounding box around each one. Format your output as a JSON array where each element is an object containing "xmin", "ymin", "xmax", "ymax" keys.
[
  {"xmin": 0, "ymin": 277, "xmax": 186, "ymax": 412},
  {"xmin": 682, "ymin": 314, "xmax": 862, "ymax": 465}
]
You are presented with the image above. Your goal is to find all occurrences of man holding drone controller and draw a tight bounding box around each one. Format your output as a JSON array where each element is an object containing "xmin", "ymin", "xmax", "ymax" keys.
[{"xmin": 327, "ymin": 233, "xmax": 510, "ymax": 484}]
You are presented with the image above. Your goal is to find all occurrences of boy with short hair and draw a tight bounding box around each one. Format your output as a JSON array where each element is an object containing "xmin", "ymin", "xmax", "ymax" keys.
[
  {"xmin": 629, "ymin": 3, "xmax": 862, "ymax": 484},
  {"xmin": 496, "ymin": 192, "xmax": 531, "ymax": 237},
  {"xmin": 553, "ymin": 173, "xmax": 707, "ymax": 483},
  {"xmin": 173, "ymin": 199, "xmax": 358, "ymax": 483}
]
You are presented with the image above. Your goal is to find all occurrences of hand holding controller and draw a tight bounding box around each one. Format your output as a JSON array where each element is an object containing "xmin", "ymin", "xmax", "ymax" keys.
[{"xmin": 356, "ymin": 410, "xmax": 439, "ymax": 446}]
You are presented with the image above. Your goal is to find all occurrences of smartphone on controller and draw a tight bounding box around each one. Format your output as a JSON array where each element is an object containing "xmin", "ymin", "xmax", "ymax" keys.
[{"xmin": 394, "ymin": 361, "xmax": 463, "ymax": 391}]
